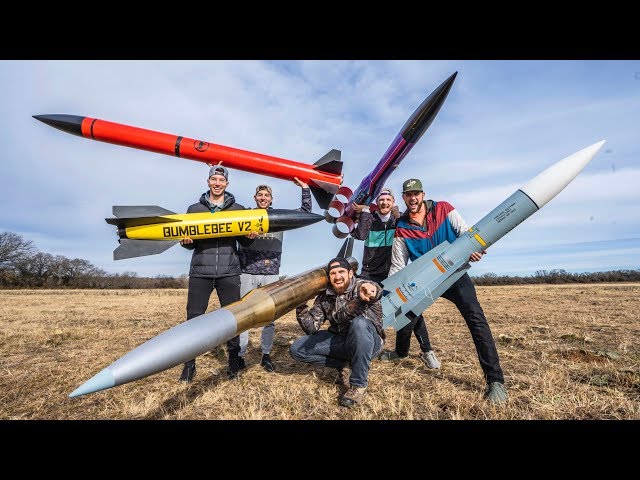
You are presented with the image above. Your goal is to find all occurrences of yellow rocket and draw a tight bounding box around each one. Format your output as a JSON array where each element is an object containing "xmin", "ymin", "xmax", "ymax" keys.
[{"xmin": 106, "ymin": 205, "xmax": 324, "ymax": 260}]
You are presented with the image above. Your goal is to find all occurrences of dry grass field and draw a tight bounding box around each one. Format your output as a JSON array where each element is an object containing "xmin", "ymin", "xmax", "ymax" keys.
[{"xmin": 1, "ymin": 284, "xmax": 639, "ymax": 420}]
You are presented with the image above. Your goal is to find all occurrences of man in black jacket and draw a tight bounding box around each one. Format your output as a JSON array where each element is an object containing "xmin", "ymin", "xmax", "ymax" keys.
[{"xmin": 178, "ymin": 165, "xmax": 256, "ymax": 382}]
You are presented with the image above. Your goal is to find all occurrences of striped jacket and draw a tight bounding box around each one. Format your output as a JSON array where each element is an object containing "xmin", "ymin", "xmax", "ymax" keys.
[
  {"xmin": 389, "ymin": 200, "xmax": 468, "ymax": 276},
  {"xmin": 350, "ymin": 210, "xmax": 397, "ymax": 280}
]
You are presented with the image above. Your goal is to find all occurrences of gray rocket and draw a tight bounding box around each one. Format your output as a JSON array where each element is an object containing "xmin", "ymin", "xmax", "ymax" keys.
[{"xmin": 382, "ymin": 140, "xmax": 606, "ymax": 331}]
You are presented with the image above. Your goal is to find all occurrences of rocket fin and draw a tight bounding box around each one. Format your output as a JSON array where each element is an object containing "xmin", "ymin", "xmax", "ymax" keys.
[
  {"xmin": 337, "ymin": 237, "xmax": 354, "ymax": 258},
  {"xmin": 309, "ymin": 150, "xmax": 343, "ymax": 209},
  {"xmin": 385, "ymin": 264, "xmax": 470, "ymax": 331},
  {"xmin": 113, "ymin": 205, "xmax": 177, "ymax": 217},
  {"xmin": 310, "ymin": 184, "xmax": 338, "ymax": 210},
  {"xmin": 114, "ymin": 239, "xmax": 178, "ymax": 260},
  {"xmin": 313, "ymin": 149, "xmax": 342, "ymax": 175},
  {"xmin": 381, "ymin": 243, "xmax": 472, "ymax": 330},
  {"xmin": 106, "ymin": 205, "xmax": 181, "ymax": 228}
]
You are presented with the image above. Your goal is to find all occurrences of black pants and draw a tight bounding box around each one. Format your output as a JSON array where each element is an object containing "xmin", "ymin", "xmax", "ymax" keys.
[
  {"xmin": 184, "ymin": 275, "xmax": 241, "ymax": 368},
  {"xmin": 397, "ymin": 273, "xmax": 504, "ymax": 384},
  {"xmin": 362, "ymin": 272, "xmax": 433, "ymax": 355}
]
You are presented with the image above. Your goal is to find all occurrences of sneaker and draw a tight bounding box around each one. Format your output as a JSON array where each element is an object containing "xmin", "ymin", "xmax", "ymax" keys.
[
  {"xmin": 238, "ymin": 356, "xmax": 246, "ymax": 370},
  {"xmin": 334, "ymin": 367, "xmax": 351, "ymax": 393},
  {"xmin": 179, "ymin": 363, "xmax": 196, "ymax": 383},
  {"xmin": 421, "ymin": 350, "xmax": 441, "ymax": 369},
  {"xmin": 227, "ymin": 357, "xmax": 241, "ymax": 380},
  {"xmin": 378, "ymin": 350, "xmax": 401, "ymax": 362},
  {"xmin": 339, "ymin": 386, "xmax": 366, "ymax": 408},
  {"xmin": 261, "ymin": 353, "xmax": 276, "ymax": 372},
  {"xmin": 485, "ymin": 382, "xmax": 508, "ymax": 405}
]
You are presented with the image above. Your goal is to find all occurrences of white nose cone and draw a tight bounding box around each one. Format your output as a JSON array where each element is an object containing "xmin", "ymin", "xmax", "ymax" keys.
[{"xmin": 520, "ymin": 140, "xmax": 606, "ymax": 208}]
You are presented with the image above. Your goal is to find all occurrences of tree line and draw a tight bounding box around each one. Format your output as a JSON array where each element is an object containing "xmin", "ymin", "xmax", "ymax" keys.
[
  {"xmin": 472, "ymin": 269, "xmax": 640, "ymax": 285},
  {"xmin": 1, "ymin": 231, "xmax": 639, "ymax": 289},
  {"xmin": 0, "ymin": 231, "xmax": 187, "ymax": 289}
]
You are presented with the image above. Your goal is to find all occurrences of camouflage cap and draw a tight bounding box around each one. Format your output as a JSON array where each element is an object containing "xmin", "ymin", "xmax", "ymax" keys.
[
  {"xmin": 402, "ymin": 178, "xmax": 423, "ymax": 193},
  {"xmin": 255, "ymin": 184, "xmax": 273, "ymax": 195}
]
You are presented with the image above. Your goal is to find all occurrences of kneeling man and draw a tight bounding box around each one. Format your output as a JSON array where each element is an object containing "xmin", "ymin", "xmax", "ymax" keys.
[{"xmin": 289, "ymin": 257, "xmax": 385, "ymax": 407}]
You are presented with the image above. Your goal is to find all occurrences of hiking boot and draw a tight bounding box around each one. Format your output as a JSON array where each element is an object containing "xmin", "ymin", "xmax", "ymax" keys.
[
  {"xmin": 227, "ymin": 357, "xmax": 241, "ymax": 380},
  {"xmin": 334, "ymin": 367, "xmax": 351, "ymax": 392},
  {"xmin": 485, "ymin": 382, "xmax": 508, "ymax": 405},
  {"xmin": 379, "ymin": 350, "xmax": 402, "ymax": 362},
  {"xmin": 421, "ymin": 350, "xmax": 441, "ymax": 369},
  {"xmin": 339, "ymin": 386, "xmax": 366, "ymax": 408},
  {"xmin": 238, "ymin": 356, "xmax": 246, "ymax": 370},
  {"xmin": 261, "ymin": 353, "xmax": 276, "ymax": 372},
  {"xmin": 179, "ymin": 363, "xmax": 196, "ymax": 383}
]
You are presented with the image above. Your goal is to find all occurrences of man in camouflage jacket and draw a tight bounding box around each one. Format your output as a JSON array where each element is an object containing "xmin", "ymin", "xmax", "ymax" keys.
[{"xmin": 289, "ymin": 257, "xmax": 385, "ymax": 407}]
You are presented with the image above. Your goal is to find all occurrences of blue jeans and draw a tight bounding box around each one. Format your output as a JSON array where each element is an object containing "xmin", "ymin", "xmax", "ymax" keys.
[{"xmin": 289, "ymin": 316, "xmax": 383, "ymax": 388}]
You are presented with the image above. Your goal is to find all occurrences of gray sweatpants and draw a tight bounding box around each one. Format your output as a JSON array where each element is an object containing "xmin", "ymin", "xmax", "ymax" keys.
[{"xmin": 239, "ymin": 273, "xmax": 280, "ymax": 357}]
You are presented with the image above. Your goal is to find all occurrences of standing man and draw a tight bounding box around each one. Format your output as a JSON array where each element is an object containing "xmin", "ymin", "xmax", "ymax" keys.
[
  {"xmin": 178, "ymin": 165, "xmax": 256, "ymax": 383},
  {"xmin": 351, "ymin": 188, "xmax": 441, "ymax": 370},
  {"xmin": 237, "ymin": 177, "xmax": 312, "ymax": 372},
  {"xmin": 289, "ymin": 257, "xmax": 385, "ymax": 408},
  {"xmin": 389, "ymin": 178, "xmax": 508, "ymax": 405}
]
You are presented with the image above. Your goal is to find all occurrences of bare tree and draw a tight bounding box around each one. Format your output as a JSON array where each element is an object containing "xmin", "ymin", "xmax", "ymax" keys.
[
  {"xmin": 0, "ymin": 232, "xmax": 36, "ymax": 271},
  {"xmin": 51, "ymin": 256, "xmax": 101, "ymax": 287},
  {"xmin": 15, "ymin": 252, "xmax": 56, "ymax": 287}
]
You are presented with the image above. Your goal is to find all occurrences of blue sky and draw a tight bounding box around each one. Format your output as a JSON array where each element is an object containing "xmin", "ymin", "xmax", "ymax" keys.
[{"xmin": 1, "ymin": 60, "xmax": 639, "ymax": 278}]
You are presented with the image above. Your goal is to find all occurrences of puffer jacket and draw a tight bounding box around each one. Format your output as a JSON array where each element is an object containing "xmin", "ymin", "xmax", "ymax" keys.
[
  {"xmin": 181, "ymin": 190, "xmax": 254, "ymax": 278},
  {"xmin": 295, "ymin": 276, "xmax": 386, "ymax": 340}
]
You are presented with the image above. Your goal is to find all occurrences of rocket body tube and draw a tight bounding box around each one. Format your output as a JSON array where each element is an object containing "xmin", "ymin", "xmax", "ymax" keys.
[
  {"xmin": 326, "ymin": 72, "xmax": 458, "ymax": 236},
  {"xmin": 109, "ymin": 208, "xmax": 324, "ymax": 241},
  {"xmin": 33, "ymin": 114, "xmax": 343, "ymax": 209}
]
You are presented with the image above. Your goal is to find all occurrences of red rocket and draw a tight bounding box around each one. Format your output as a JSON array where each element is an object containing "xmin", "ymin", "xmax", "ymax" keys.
[{"xmin": 32, "ymin": 114, "xmax": 343, "ymax": 209}]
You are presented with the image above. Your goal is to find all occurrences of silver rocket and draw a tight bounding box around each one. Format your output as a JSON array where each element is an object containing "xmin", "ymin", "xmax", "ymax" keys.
[
  {"xmin": 69, "ymin": 239, "xmax": 357, "ymax": 397},
  {"xmin": 381, "ymin": 140, "xmax": 606, "ymax": 331}
]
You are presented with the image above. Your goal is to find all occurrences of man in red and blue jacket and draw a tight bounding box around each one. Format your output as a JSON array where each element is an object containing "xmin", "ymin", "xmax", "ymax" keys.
[{"xmin": 388, "ymin": 178, "xmax": 508, "ymax": 405}]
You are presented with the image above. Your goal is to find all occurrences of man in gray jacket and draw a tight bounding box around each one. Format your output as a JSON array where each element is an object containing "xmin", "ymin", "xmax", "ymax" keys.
[
  {"xmin": 290, "ymin": 257, "xmax": 385, "ymax": 408},
  {"xmin": 178, "ymin": 165, "xmax": 256, "ymax": 383}
]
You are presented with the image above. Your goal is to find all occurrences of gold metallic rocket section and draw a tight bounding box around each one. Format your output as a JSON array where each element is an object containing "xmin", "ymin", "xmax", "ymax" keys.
[{"xmin": 226, "ymin": 257, "xmax": 358, "ymax": 333}]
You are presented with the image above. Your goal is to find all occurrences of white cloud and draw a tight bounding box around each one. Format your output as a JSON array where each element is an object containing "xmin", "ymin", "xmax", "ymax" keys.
[{"xmin": 1, "ymin": 60, "xmax": 639, "ymax": 279}]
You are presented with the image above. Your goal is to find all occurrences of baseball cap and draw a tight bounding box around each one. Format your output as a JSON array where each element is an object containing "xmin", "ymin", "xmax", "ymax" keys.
[
  {"xmin": 402, "ymin": 178, "xmax": 423, "ymax": 193},
  {"xmin": 208, "ymin": 165, "xmax": 229, "ymax": 180},
  {"xmin": 327, "ymin": 257, "xmax": 352, "ymax": 272},
  {"xmin": 377, "ymin": 188, "xmax": 394, "ymax": 199},
  {"xmin": 255, "ymin": 184, "xmax": 273, "ymax": 195}
]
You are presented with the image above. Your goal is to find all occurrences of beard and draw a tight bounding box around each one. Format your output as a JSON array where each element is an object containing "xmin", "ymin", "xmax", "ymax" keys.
[{"xmin": 331, "ymin": 281, "xmax": 349, "ymax": 294}]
